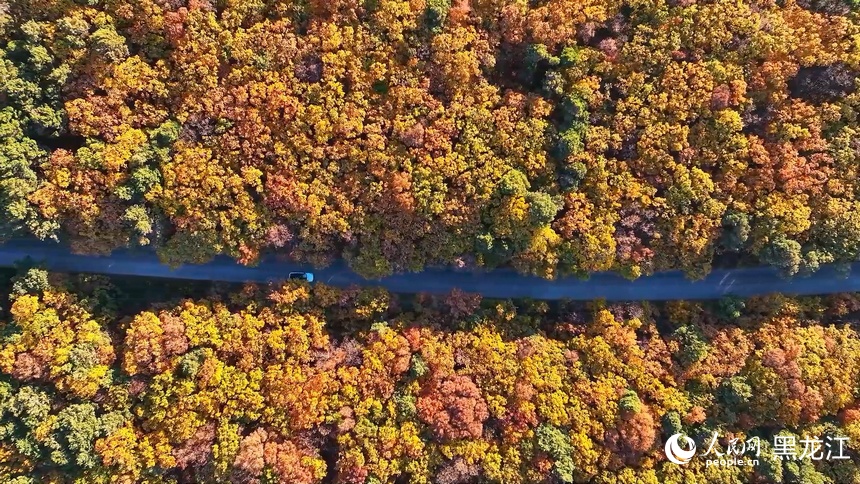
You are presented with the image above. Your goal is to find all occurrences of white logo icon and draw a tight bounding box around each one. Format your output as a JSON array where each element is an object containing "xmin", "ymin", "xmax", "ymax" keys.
[{"xmin": 666, "ymin": 434, "xmax": 696, "ymax": 464}]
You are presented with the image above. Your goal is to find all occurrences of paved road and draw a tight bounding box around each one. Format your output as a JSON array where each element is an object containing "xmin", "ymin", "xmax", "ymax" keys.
[{"xmin": 0, "ymin": 239, "xmax": 857, "ymax": 301}]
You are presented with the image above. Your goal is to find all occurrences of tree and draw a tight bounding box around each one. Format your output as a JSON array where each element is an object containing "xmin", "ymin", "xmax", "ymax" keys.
[
  {"xmin": 759, "ymin": 237, "xmax": 803, "ymax": 276},
  {"xmin": 673, "ymin": 325, "xmax": 709, "ymax": 366},
  {"xmin": 416, "ymin": 374, "xmax": 489, "ymax": 441},
  {"xmin": 89, "ymin": 27, "xmax": 129, "ymax": 63},
  {"xmin": 714, "ymin": 296, "xmax": 746, "ymax": 322},
  {"xmin": 2, "ymin": 291, "xmax": 115, "ymax": 399},
  {"xmin": 425, "ymin": 0, "xmax": 452, "ymax": 32},
  {"xmin": 536, "ymin": 424, "xmax": 575, "ymax": 483},
  {"xmin": 721, "ymin": 211, "xmax": 750, "ymax": 252},
  {"xmin": 716, "ymin": 376, "xmax": 752, "ymax": 422},
  {"xmin": 526, "ymin": 191, "xmax": 560, "ymax": 226},
  {"xmin": 10, "ymin": 268, "xmax": 50, "ymax": 297},
  {"xmin": 498, "ymin": 169, "xmax": 530, "ymax": 196}
]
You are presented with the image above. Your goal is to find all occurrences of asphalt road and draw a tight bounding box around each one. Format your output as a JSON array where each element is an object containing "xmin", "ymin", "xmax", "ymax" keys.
[{"xmin": 0, "ymin": 239, "xmax": 858, "ymax": 301}]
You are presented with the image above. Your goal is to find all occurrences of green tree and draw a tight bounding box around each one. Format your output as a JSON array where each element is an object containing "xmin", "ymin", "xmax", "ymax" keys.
[
  {"xmin": 536, "ymin": 424, "xmax": 575, "ymax": 483},
  {"xmin": 526, "ymin": 192, "xmax": 561, "ymax": 225},
  {"xmin": 10, "ymin": 268, "xmax": 50, "ymax": 297},
  {"xmin": 759, "ymin": 237, "xmax": 803, "ymax": 276},
  {"xmin": 89, "ymin": 27, "xmax": 128, "ymax": 63}
]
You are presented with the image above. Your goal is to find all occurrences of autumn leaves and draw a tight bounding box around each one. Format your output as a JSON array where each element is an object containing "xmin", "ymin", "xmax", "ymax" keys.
[
  {"xmin": 2, "ymin": 0, "xmax": 859, "ymax": 280},
  {"xmin": 4, "ymin": 272, "xmax": 860, "ymax": 482}
]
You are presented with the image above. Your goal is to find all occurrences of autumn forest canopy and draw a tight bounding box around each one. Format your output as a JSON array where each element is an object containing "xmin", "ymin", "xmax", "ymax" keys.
[
  {"xmin": 1, "ymin": 0, "xmax": 859, "ymax": 278},
  {"xmin": 2, "ymin": 270, "xmax": 860, "ymax": 483},
  {"xmin": 6, "ymin": 1, "xmax": 860, "ymax": 483}
]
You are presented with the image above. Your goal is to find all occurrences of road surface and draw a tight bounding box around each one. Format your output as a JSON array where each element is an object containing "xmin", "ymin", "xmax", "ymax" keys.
[{"xmin": 0, "ymin": 240, "xmax": 857, "ymax": 301}]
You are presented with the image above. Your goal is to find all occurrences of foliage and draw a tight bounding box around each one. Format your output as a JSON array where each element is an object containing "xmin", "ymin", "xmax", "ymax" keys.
[
  {"xmin": 0, "ymin": 0, "xmax": 857, "ymax": 279},
  {"xmin": 1, "ymin": 275, "xmax": 860, "ymax": 482}
]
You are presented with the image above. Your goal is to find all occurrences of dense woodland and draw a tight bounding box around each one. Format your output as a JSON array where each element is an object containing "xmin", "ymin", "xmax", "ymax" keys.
[
  {"xmin": 0, "ymin": 269, "xmax": 860, "ymax": 482},
  {"xmin": 6, "ymin": 2, "xmax": 860, "ymax": 482},
  {"xmin": 1, "ymin": 0, "xmax": 859, "ymax": 278}
]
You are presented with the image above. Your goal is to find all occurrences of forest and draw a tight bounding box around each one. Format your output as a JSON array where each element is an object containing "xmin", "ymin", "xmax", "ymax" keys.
[
  {"xmin": 2, "ymin": 268, "xmax": 860, "ymax": 483},
  {"xmin": 2, "ymin": 0, "xmax": 859, "ymax": 278},
  {"xmin": 5, "ymin": 1, "xmax": 860, "ymax": 482}
]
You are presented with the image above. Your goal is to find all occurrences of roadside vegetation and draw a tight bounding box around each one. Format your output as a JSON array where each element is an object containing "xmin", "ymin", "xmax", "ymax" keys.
[
  {"xmin": 2, "ymin": 0, "xmax": 860, "ymax": 278},
  {"xmin": 2, "ymin": 269, "xmax": 860, "ymax": 483}
]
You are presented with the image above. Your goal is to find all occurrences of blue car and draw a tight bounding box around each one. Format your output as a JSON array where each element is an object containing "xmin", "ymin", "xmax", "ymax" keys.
[{"xmin": 288, "ymin": 272, "xmax": 314, "ymax": 282}]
